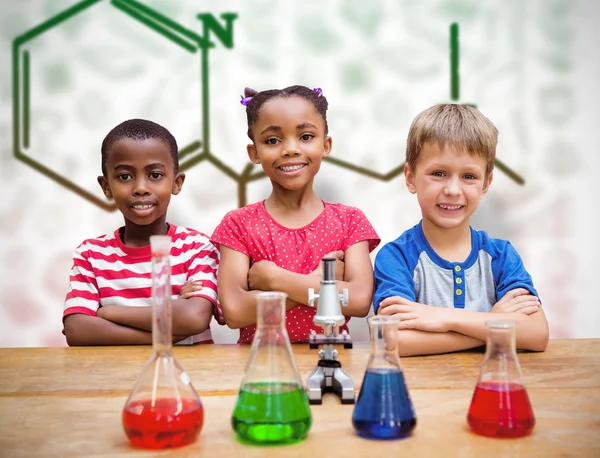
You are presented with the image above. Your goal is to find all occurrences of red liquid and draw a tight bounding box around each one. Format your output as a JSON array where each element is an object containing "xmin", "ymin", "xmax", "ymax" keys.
[
  {"xmin": 122, "ymin": 398, "xmax": 204, "ymax": 449},
  {"xmin": 467, "ymin": 381, "xmax": 535, "ymax": 438}
]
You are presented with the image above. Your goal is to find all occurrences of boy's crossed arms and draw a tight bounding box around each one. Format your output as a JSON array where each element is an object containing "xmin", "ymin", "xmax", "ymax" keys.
[
  {"xmin": 378, "ymin": 288, "xmax": 548, "ymax": 356},
  {"xmin": 65, "ymin": 280, "xmax": 209, "ymax": 345}
]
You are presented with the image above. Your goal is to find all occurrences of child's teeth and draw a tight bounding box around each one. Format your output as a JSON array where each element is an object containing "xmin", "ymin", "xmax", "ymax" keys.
[{"xmin": 280, "ymin": 165, "xmax": 304, "ymax": 172}]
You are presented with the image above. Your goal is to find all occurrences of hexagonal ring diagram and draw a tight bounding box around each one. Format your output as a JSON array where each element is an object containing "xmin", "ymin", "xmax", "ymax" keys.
[{"xmin": 12, "ymin": 0, "xmax": 239, "ymax": 211}]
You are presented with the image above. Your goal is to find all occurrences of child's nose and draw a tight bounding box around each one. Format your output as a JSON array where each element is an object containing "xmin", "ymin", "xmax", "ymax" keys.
[
  {"xmin": 282, "ymin": 140, "xmax": 300, "ymax": 157},
  {"xmin": 133, "ymin": 178, "xmax": 151, "ymax": 195},
  {"xmin": 444, "ymin": 178, "xmax": 461, "ymax": 196}
]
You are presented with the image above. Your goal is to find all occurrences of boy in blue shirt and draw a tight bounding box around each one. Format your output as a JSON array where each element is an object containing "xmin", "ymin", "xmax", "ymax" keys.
[{"xmin": 374, "ymin": 104, "xmax": 549, "ymax": 356}]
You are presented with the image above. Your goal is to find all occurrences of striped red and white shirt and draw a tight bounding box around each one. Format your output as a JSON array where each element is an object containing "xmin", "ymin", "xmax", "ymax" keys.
[{"xmin": 64, "ymin": 224, "xmax": 222, "ymax": 344}]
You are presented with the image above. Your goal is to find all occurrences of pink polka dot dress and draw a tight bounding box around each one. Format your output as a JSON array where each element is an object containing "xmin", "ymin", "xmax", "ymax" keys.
[{"xmin": 211, "ymin": 200, "xmax": 380, "ymax": 343}]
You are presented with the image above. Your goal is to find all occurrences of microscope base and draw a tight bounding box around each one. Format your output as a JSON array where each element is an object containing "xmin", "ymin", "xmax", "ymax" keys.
[{"xmin": 306, "ymin": 360, "xmax": 355, "ymax": 405}]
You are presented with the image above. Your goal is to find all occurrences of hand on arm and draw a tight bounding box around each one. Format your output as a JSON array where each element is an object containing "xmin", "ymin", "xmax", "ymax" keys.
[
  {"xmin": 378, "ymin": 291, "xmax": 549, "ymax": 352},
  {"xmin": 249, "ymin": 242, "xmax": 374, "ymax": 318},
  {"xmin": 179, "ymin": 280, "xmax": 203, "ymax": 299},
  {"xmin": 455, "ymin": 290, "xmax": 549, "ymax": 351},
  {"xmin": 247, "ymin": 259, "xmax": 302, "ymax": 311},
  {"xmin": 247, "ymin": 250, "xmax": 344, "ymax": 309},
  {"xmin": 491, "ymin": 288, "xmax": 540, "ymax": 314},
  {"xmin": 378, "ymin": 299, "xmax": 484, "ymax": 356},
  {"xmin": 488, "ymin": 244, "xmax": 548, "ymax": 350}
]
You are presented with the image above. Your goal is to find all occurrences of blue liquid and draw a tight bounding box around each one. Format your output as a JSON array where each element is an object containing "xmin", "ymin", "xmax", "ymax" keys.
[{"xmin": 352, "ymin": 369, "xmax": 417, "ymax": 439}]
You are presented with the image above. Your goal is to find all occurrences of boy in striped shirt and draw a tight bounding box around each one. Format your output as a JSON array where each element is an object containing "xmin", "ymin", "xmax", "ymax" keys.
[{"xmin": 63, "ymin": 119, "xmax": 221, "ymax": 345}]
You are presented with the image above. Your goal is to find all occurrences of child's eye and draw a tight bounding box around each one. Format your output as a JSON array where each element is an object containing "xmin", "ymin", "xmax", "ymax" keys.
[
  {"xmin": 265, "ymin": 137, "xmax": 279, "ymax": 145},
  {"xmin": 149, "ymin": 172, "xmax": 163, "ymax": 180},
  {"xmin": 117, "ymin": 173, "xmax": 132, "ymax": 181},
  {"xmin": 463, "ymin": 174, "xmax": 478, "ymax": 180},
  {"xmin": 300, "ymin": 133, "xmax": 314, "ymax": 141},
  {"xmin": 431, "ymin": 171, "xmax": 445, "ymax": 177}
]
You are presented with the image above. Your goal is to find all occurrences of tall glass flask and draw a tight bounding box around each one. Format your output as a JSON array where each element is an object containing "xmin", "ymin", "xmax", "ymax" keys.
[
  {"xmin": 232, "ymin": 292, "xmax": 312, "ymax": 444},
  {"xmin": 467, "ymin": 320, "xmax": 535, "ymax": 438},
  {"xmin": 352, "ymin": 316, "xmax": 416, "ymax": 439},
  {"xmin": 122, "ymin": 235, "xmax": 204, "ymax": 449}
]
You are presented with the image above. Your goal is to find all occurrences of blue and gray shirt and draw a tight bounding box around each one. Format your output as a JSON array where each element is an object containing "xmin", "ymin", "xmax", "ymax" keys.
[{"xmin": 373, "ymin": 222, "xmax": 538, "ymax": 313}]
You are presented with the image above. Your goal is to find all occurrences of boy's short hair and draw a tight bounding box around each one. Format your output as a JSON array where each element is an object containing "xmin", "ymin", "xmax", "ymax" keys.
[
  {"xmin": 406, "ymin": 104, "xmax": 498, "ymax": 177},
  {"xmin": 100, "ymin": 119, "xmax": 179, "ymax": 176}
]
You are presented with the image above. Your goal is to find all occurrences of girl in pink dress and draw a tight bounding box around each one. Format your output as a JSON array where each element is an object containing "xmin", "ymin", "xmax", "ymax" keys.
[{"xmin": 211, "ymin": 86, "xmax": 380, "ymax": 343}]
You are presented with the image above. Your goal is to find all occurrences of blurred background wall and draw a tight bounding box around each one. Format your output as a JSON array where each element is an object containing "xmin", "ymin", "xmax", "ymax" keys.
[{"xmin": 0, "ymin": 0, "xmax": 598, "ymax": 346}]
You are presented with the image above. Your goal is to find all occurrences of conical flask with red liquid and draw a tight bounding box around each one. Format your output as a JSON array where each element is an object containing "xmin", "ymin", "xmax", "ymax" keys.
[
  {"xmin": 352, "ymin": 316, "xmax": 416, "ymax": 439},
  {"xmin": 122, "ymin": 235, "xmax": 204, "ymax": 449},
  {"xmin": 467, "ymin": 320, "xmax": 535, "ymax": 438}
]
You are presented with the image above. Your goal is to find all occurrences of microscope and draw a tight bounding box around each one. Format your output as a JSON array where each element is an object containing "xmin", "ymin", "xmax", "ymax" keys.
[{"xmin": 305, "ymin": 257, "xmax": 355, "ymax": 405}]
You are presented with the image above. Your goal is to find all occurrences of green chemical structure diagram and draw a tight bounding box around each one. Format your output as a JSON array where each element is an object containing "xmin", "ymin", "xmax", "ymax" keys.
[{"xmin": 12, "ymin": 1, "xmax": 524, "ymax": 212}]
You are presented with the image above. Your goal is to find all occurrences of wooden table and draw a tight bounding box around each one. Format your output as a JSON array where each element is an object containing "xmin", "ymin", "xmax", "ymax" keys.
[{"xmin": 1, "ymin": 339, "xmax": 599, "ymax": 457}]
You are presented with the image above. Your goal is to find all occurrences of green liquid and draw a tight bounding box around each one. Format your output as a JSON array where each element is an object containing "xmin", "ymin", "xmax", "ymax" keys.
[{"xmin": 232, "ymin": 382, "xmax": 312, "ymax": 444}]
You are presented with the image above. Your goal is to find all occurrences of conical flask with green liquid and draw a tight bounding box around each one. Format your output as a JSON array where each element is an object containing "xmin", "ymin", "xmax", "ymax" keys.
[{"xmin": 232, "ymin": 292, "xmax": 312, "ymax": 444}]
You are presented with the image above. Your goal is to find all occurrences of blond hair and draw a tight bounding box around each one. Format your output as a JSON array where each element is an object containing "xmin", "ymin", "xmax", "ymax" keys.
[{"xmin": 406, "ymin": 104, "xmax": 498, "ymax": 177}]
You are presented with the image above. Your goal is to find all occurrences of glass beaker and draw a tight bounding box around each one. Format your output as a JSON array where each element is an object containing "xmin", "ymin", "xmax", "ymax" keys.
[
  {"xmin": 467, "ymin": 320, "xmax": 535, "ymax": 438},
  {"xmin": 232, "ymin": 292, "xmax": 312, "ymax": 444},
  {"xmin": 122, "ymin": 235, "xmax": 204, "ymax": 449},
  {"xmin": 352, "ymin": 316, "xmax": 416, "ymax": 439}
]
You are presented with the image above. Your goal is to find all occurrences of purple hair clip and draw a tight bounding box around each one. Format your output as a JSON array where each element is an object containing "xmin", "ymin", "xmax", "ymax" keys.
[
  {"xmin": 240, "ymin": 87, "xmax": 258, "ymax": 106},
  {"xmin": 313, "ymin": 87, "xmax": 323, "ymax": 97}
]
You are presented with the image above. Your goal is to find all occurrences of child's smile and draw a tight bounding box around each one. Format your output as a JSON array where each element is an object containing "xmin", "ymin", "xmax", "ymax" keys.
[
  {"xmin": 437, "ymin": 203, "xmax": 464, "ymax": 213},
  {"xmin": 129, "ymin": 200, "xmax": 158, "ymax": 217},
  {"xmin": 278, "ymin": 161, "xmax": 308, "ymax": 175}
]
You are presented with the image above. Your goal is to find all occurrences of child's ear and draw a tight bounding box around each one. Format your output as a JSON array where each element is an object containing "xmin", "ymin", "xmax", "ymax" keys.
[
  {"xmin": 247, "ymin": 143, "xmax": 260, "ymax": 164},
  {"xmin": 172, "ymin": 172, "xmax": 185, "ymax": 195},
  {"xmin": 97, "ymin": 176, "xmax": 113, "ymax": 199},
  {"xmin": 404, "ymin": 164, "xmax": 417, "ymax": 194},
  {"xmin": 481, "ymin": 171, "xmax": 493, "ymax": 198},
  {"xmin": 322, "ymin": 136, "xmax": 332, "ymax": 158}
]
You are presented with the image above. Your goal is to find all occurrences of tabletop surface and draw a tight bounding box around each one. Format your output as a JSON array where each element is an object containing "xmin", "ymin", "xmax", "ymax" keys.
[{"xmin": 1, "ymin": 339, "xmax": 599, "ymax": 457}]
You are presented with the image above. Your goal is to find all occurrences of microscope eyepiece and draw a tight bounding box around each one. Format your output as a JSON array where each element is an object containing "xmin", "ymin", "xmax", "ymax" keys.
[{"xmin": 321, "ymin": 257, "xmax": 336, "ymax": 282}]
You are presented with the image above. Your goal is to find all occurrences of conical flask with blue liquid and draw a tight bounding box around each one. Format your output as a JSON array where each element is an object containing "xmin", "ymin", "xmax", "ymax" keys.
[
  {"xmin": 352, "ymin": 315, "xmax": 416, "ymax": 439},
  {"xmin": 232, "ymin": 292, "xmax": 312, "ymax": 444}
]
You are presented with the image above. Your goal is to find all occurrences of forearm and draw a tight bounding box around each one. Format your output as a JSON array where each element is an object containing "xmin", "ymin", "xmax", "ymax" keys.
[
  {"xmin": 221, "ymin": 287, "xmax": 299, "ymax": 329},
  {"xmin": 99, "ymin": 301, "xmax": 214, "ymax": 336},
  {"xmin": 396, "ymin": 330, "xmax": 484, "ymax": 356},
  {"xmin": 447, "ymin": 308, "xmax": 549, "ymax": 352},
  {"xmin": 97, "ymin": 305, "xmax": 153, "ymax": 332},
  {"xmin": 269, "ymin": 269, "xmax": 371, "ymax": 317},
  {"xmin": 219, "ymin": 288, "xmax": 262, "ymax": 329},
  {"xmin": 64, "ymin": 314, "xmax": 152, "ymax": 346},
  {"xmin": 171, "ymin": 298, "xmax": 213, "ymax": 335}
]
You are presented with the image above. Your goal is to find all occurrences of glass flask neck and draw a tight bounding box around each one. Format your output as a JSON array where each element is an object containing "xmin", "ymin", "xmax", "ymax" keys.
[
  {"xmin": 368, "ymin": 316, "xmax": 401, "ymax": 370},
  {"xmin": 256, "ymin": 292, "xmax": 287, "ymax": 330},
  {"xmin": 485, "ymin": 320, "xmax": 518, "ymax": 357},
  {"xmin": 239, "ymin": 291, "xmax": 305, "ymax": 389},
  {"xmin": 480, "ymin": 320, "xmax": 523, "ymax": 382},
  {"xmin": 150, "ymin": 235, "xmax": 173, "ymax": 355}
]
